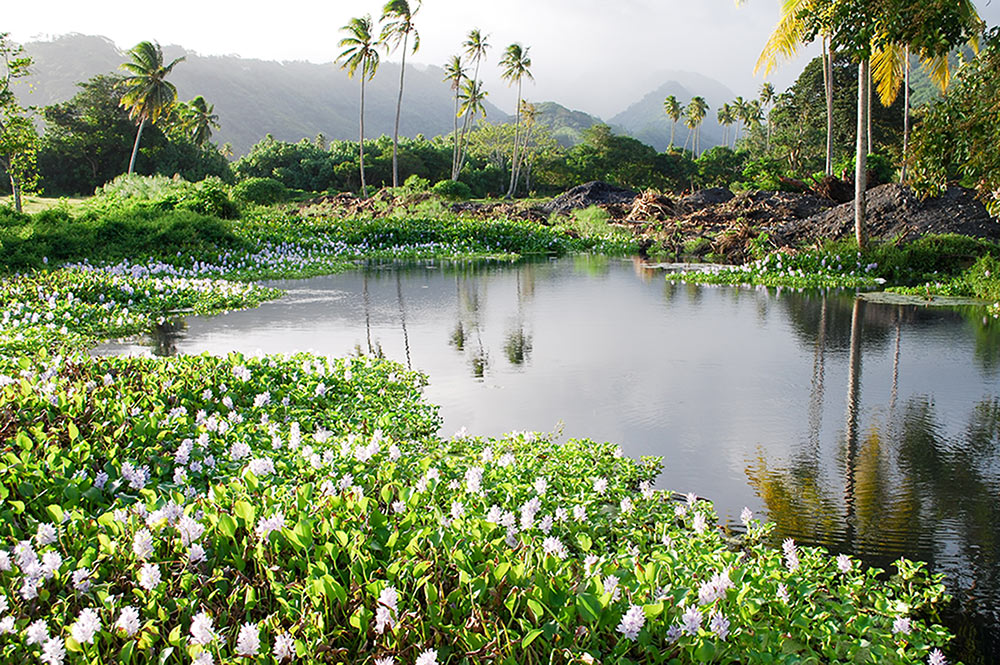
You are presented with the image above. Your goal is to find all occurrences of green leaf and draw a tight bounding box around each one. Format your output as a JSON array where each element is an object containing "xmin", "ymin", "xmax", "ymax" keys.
[
  {"xmin": 218, "ymin": 514, "xmax": 237, "ymax": 539},
  {"xmin": 67, "ymin": 421, "xmax": 79, "ymax": 442},
  {"xmin": 45, "ymin": 504, "xmax": 65, "ymax": 524},
  {"xmin": 577, "ymin": 532, "xmax": 592, "ymax": 552},
  {"xmin": 577, "ymin": 593, "xmax": 601, "ymax": 623},
  {"xmin": 234, "ymin": 500, "xmax": 255, "ymax": 525},
  {"xmin": 522, "ymin": 627, "xmax": 544, "ymax": 648}
]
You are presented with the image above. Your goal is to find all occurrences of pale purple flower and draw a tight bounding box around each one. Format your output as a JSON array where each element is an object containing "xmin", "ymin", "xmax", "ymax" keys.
[
  {"xmin": 189, "ymin": 543, "xmax": 207, "ymax": 564},
  {"xmin": 686, "ymin": 492, "xmax": 698, "ymax": 507},
  {"xmin": 273, "ymin": 632, "xmax": 295, "ymax": 661},
  {"xmin": 542, "ymin": 537, "xmax": 567, "ymax": 559},
  {"xmin": 573, "ymin": 505, "xmax": 587, "ymax": 522},
  {"xmin": 539, "ymin": 514, "xmax": 554, "ymax": 534},
  {"xmin": 378, "ymin": 586, "xmax": 399, "ymax": 613},
  {"xmin": 236, "ymin": 622, "xmax": 260, "ymax": 657},
  {"xmin": 391, "ymin": 501, "xmax": 406, "ymax": 514},
  {"xmin": 138, "ymin": 563, "xmax": 161, "ymax": 590},
  {"xmin": 116, "ymin": 606, "xmax": 141, "ymax": 636},
  {"xmin": 593, "ymin": 477, "xmax": 608, "ymax": 495},
  {"xmin": 928, "ymin": 649, "xmax": 947, "ymax": 665},
  {"xmin": 692, "ymin": 512, "xmax": 707, "ymax": 534},
  {"xmin": 0, "ymin": 550, "xmax": 10, "ymax": 571},
  {"xmin": 36, "ymin": 523, "xmax": 58, "ymax": 546},
  {"xmin": 533, "ymin": 477, "xmax": 548, "ymax": 495},
  {"xmin": 193, "ymin": 652, "xmax": 214, "ymax": 665},
  {"xmin": 177, "ymin": 516, "xmax": 205, "ymax": 546},
  {"xmin": 451, "ymin": 501, "xmax": 465, "ymax": 520},
  {"xmin": 783, "ymin": 538, "xmax": 800, "ymax": 572},
  {"xmin": 603, "ymin": 575, "xmax": 621, "ymax": 601},
  {"xmin": 133, "ymin": 529, "xmax": 154, "ymax": 560},
  {"xmin": 71, "ymin": 608, "xmax": 101, "ymax": 644},
  {"xmin": 415, "ymin": 649, "xmax": 438, "ymax": 665},
  {"xmin": 666, "ymin": 625, "xmax": 682, "ymax": 642},
  {"xmin": 709, "ymin": 610, "xmax": 730, "ymax": 640},
  {"xmin": 836, "ymin": 553, "xmax": 852, "ymax": 573},
  {"xmin": 41, "ymin": 636, "xmax": 66, "ymax": 665},
  {"xmin": 26, "ymin": 619, "xmax": 49, "ymax": 645},
  {"xmin": 189, "ymin": 611, "xmax": 216, "ymax": 645},
  {"xmin": 0, "ymin": 616, "xmax": 14, "ymax": 634},
  {"xmin": 777, "ymin": 583, "xmax": 790, "ymax": 603},
  {"xmin": 893, "ymin": 616, "xmax": 912, "ymax": 635},
  {"xmin": 40, "ymin": 551, "xmax": 62, "ymax": 578},
  {"xmin": 72, "ymin": 568, "xmax": 92, "ymax": 593},
  {"xmin": 620, "ymin": 497, "xmax": 634, "ymax": 514},
  {"xmin": 374, "ymin": 605, "xmax": 395, "ymax": 634},
  {"xmin": 681, "ymin": 605, "xmax": 702, "ymax": 636},
  {"xmin": 740, "ymin": 506, "xmax": 753, "ymax": 525},
  {"xmin": 617, "ymin": 604, "xmax": 646, "ymax": 641},
  {"xmin": 584, "ymin": 554, "xmax": 599, "ymax": 575},
  {"xmin": 374, "ymin": 658, "xmax": 393, "ymax": 665}
]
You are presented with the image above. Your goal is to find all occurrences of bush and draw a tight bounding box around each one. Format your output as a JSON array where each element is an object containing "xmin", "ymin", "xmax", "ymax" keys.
[
  {"xmin": 431, "ymin": 179, "xmax": 472, "ymax": 201},
  {"xmin": 89, "ymin": 174, "xmax": 239, "ymax": 220},
  {"xmin": 232, "ymin": 177, "xmax": 289, "ymax": 206}
]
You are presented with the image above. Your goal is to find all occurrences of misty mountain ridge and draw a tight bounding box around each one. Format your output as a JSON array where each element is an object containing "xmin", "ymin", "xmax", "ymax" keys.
[{"xmin": 15, "ymin": 34, "xmax": 734, "ymax": 156}]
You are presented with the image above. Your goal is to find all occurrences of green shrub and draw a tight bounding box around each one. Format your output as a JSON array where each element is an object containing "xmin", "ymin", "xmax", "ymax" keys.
[
  {"xmin": 402, "ymin": 173, "xmax": 431, "ymax": 192},
  {"xmin": 431, "ymin": 179, "xmax": 472, "ymax": 201},
  {"xmin": 89, "ymin": 174, "xmax": 239, "ymax": 219},
  {"xmin": 232, "ymin": 177, "xmax": 289, "ymax": 206}
]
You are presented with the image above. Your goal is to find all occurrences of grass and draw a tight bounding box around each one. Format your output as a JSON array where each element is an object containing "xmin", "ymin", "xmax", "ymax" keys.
[{"xmin": 0, "ymin": 195, "xmax": 87, "ymax": 214}]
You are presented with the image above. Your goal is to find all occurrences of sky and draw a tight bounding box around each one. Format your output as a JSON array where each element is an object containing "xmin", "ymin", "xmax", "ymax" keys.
[{"xmin": 6, "ymin": 0, "xmax": 1000, "ymax": 118}]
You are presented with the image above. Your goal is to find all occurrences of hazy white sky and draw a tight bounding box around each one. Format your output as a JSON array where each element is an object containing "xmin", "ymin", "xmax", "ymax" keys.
[{"xmin": 7, "ymin": 1, "xmax": 1000, "ymax": 118}]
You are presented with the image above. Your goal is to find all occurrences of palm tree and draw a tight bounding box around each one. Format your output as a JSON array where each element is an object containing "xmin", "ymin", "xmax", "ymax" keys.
[
  {"xmin": 663, "ymin": 95, "xmax": 683, "ymax": 149},
  {"xmin": 717, "ymin": 103, "xmax": 736, "ymax": 148},
  {"xmin": 685, "ymin": 96, "xmax": 708, "ymax": 157},
  {"xmin": 499, "ymin": 43, "xmax": 533, "ymax": 199},
  {"xmin": 455, "ymin": 29, "xmax": 490, "ymax": 181},
  {"xmin": 184, "ymin": 95, "xmax": 219, "ymax": 148},
  {"xmin": 443, "ymin": 55, "xmax": 467, "ymax": 180},
  {"xmin": 381, "ymin": 0, "xmax": 420, "ymax": 189},
  {"xmin": 119, "ymin": 41, "xmax": 185, "ymax": 175},
  {"xmin": 759, "ymin": 82, "xmax": 775, "ymax": 149},
  {"xmin": 455, "ymin": 78, "xmax": 488, "ymax": 176},
  {"xmin": 731, "ymin": 96, "xmax": 746, "ymax": 144},
  {"xmin": 337, "ymin": 15, "xmax": 382, "ymax": 198}
]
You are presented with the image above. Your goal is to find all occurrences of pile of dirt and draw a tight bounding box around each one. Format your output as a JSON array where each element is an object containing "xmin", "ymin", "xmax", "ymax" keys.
[
  {"xmin": 680, "ymin": 187, "xmax": 735, "ymax": 211},
  {"xmin": 539, "ymin": 181, "xmax": 638, "ymax": 216},
  {"xmin": 625, "ymin": 190, "xmax": 677, "ymax": 222},
  {"xmin": 449, "ymin": 201, "xmax": 549, "ymax": 222},
  {"xmin": 773, "ymin": 184, "xmax": 1000, "ymax": 245}
]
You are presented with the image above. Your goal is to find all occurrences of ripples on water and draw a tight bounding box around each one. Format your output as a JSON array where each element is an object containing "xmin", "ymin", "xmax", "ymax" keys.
[{"xmin": 95, "ymin": 257, "xmax": 1000, "ymax": 661}]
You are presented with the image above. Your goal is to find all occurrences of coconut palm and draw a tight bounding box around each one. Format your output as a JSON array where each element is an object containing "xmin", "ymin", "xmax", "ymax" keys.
[
  {"xmin": 443, "ymin": 55, "xmax": 467, "ymax": 179},
  {"xmin": 381, "ymin": 0, "xmax": 420, "ymax": 189},
  {"xmin": 685, "ymin": 96, "xmax": 708, "ymax": 157},
  {"xmin": 759, "ymin": 82, "xmax": 775, "ymax": 149},
  {"xmin": 663, "ymin": 95, "xmax": 683, "ymax": 149},
  {"xmin": 499, "ymin": 43, "xmax": 533, "ymax": 199},
  {"xmin": 731, "ymin": 96, "xmax": 746, "ymax": 144},
  {"xmin": 184, "ymin": 95, "xmax": 219, "ymax": 148},
  {"xmin": 119, "ymin": 41, "xmax": 185, "ymax": 175},
  {"xmin": 455, "ymin": 29, "xmax": 491, "ymax": 181},
  {"xmin": 455, "ymin": 78, "xmax": 488, "ymax": 176},
  {"xmin": 717, "ymin": 103, "xmax": 736, "ymax": 148},
  {"xmin": 337, "ymin": 15, "xmax": 382, "ymax": 198}
]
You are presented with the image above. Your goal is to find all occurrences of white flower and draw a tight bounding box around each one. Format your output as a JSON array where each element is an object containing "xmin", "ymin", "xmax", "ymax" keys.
[
  {"xmin": 415, "ymin": 649, "xmax": 438, "ymax": 665},
  {"xmin": 542, "ymin": 536, "xmax": 567, "ymax": 559},
  {"xmin": 378, "ymin": 586, "xmax": 399, "ymax": 613},
  {"xmin": 451, "ymin": 501, "xmax": 465, "ymax": 520},
  {"xmin": 26, "ymin": 619, "xmax": 49, "ymax": 645},
  {"xmin": 138, "ymin": 563, "xmax": 161, "ymax": 590},
  {"xmin": 620, "ymin": 497, "xmax": 633, "ymax": 514},
  {"xmin": 681, "ymin": 605, "xmax": 702, "ymax": 636},
  {"xmin": 692, "ymin": 512, "xmax": 707, "ymax": 534},
  {"xmin": 374, "ymin": 605, "xmax": 395, "ymax": 634},
  {"xmin": 72, "ymin": 568, "xmax": 92, "ymax": 592},
  {"xmin": 189, "ymin": 543, "xmax": 207, "ymax": 564},
  {"xmin": 177, "ymin": 516, "xmax": 205, "ymax": 546},
  {"xmin": 41, "ymin": 636, "xmax": 66, "ymax": 665},
  {"xmin": 709, "ymin": 610, "xmax": 730, "ymax": 640},
  {"xmin": 777, "ymin": 582, "xmax": 790, "ymax": 603},
  {"xmin": 193, "ymin": 652, "xmax": 214, "ymax": 665},
  {"xmin": 273, "ymin": 632, "xmax": 295, "ymax": 661},
  {"xmin": 836, "ymin": 553, "xmax": 852, "ymax": 573},
  {"xmin": 71, "ymin": 608, "xmax": 101, "ymax": 644},
  {"xmin": 603, "ymin": 575, "xmax": 621, "ymax": 601},
  {"xmin": 573, "ymin": 505, "xmax": 587, "ymax": 522},
  {"xmin": 115, "ymin": 606, "xmax": 141, "ymax": 636},
  {"xmin": 189, "ymin": 611, "xmax": 216, "ymax": 645},
  {"xmin": 892, "ymin": 616, "xmax": 912, "ymax": 635},
  {"xmin": 132, "ymin": 529, "xmax": 154, "ymax": 560},
  {"xmin": 533, "ymin": 477, "xmax": 548, "ymax": 495},
  {"xmin": 593, "ymin": 477, "xmax": 608, "ymax": 495},
  {"xmin": 616, "ymin": 604, "xmax": 645, "ymax": 641},
  {"xmin": 36, "ymin": 523, "xmax": 58, "ymax": 546},
  {"xmin": 236, "ymin": 622, "xmax": 260, "ymax": 657},
  {"xmin": 374, "ymin": 658, "xmax": 394, "ymax": 665},
  {"xmin": 0, "ymin": 616, "xmax": 14, "ymax": 634},
  {"xmin": 740, "ymin": 506, "xmax": 753, "ymax": 525},
  {"xmin": 0, "ymin": 550, "xmax": 10, "ymax": 571},
  {"xmin": 539, "ymin": 514, "xmax": 554, "ymax": 534},
  {"xmin": 40, "ymin": 551, "xmax": 62, "ymax": 578}
]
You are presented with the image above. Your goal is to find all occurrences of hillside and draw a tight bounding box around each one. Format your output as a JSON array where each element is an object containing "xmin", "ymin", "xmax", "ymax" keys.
[
  {"xmin": 13, "ymin": 34, "xmax": 509, "ymax": 156},
  {"xmin": 610, "ymin": 72, "xmax": 737, "ymax": 152},
  {"xmin": 531, "ymin": 102, "xmax": 610, "ymax": 147}
]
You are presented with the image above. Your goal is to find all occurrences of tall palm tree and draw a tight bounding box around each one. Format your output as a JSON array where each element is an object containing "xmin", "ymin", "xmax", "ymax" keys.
[
  {"xmin": 731, "ymin": 96, "xmax": 746, "ymax": 144},
  {"xmin": 759, "ymin": 82, "xmax": 775, "ymax": 149},
  {"xmin": 119, "ymin": 41, "xmax": 185, "ymax": 175},
  {"xmin": 663, "ymin": 95, "xmax": 683, "ymax": 149},
  {"xmin": 455, "ymin": 78, "xmax": 488, "ymax": 176},
  {"xmin": 455, "ymin": 29, "xmax": 490, "ymax": 181},
  {"xmin": 499, "ymin": 43, "xmax": 533, "ymax": 199},
  {"xmin": 337, "ymin": 15, "xmax": 382, "ymax": 198},
  {"xmin": 717, "ymin": 103, "xmax": 736, "ymax": 148},
  {"xmin": 381, "ymin": 0, "xmax": 420, "ymax": 189},
  {"xmin": 184, "ymin": 95, "xmax": 220, "ymax": 148},
  {"xmin": 686, "ymin": 96, "xmax": 708, "ymax": 157},
  {"xmin": 443, "ymin": 55, "xmax": 467, "ymax": 179}
]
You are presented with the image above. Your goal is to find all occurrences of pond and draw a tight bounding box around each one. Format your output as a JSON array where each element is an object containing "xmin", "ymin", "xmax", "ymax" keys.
[{"xmin": 96, "ymin": 256, "xmax": 1000, "ymax": 661}]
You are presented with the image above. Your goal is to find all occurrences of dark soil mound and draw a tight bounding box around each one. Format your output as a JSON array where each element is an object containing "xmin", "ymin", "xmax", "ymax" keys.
[
  {"xmin": 681, "ymin": 187, "xmax": 735, "ymax": 211},
  {"xmin": 775, "ymin": 184, "xmax": 1000, "ymax": 245},
  {"xmin": 540, "ymin": 181, "xmax": 638, "ymax": 216}
]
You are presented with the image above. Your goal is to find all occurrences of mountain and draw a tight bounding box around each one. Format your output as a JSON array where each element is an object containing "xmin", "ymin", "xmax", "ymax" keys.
[
  {"xmin": 531, "ymin": 102, "xmax": 608, "ymax": 147},
  {"xmin": 609, "ymin": 72, "xmax": 738, "ymax": 153},
  {"xmin": 13, "ymin": 34, "xmax": 509, "ymax": 156}
]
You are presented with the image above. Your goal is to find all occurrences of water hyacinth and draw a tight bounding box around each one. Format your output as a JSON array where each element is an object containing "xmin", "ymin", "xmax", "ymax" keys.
[
  {"xmin": 616, "ymin": 604, "xmax": 646, "ymax": 641},
  {"xmin": 235, "ymin": 622, "xmax": 261, "ymax": 657}
]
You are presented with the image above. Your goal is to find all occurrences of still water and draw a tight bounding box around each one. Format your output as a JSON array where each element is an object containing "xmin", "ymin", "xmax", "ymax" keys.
[{"xmin": 97, "ymin": 256, "xmax": 1000, "ymax": 659}]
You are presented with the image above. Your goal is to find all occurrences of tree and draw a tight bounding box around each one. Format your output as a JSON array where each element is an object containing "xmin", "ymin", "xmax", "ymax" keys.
[
  {"xmin": 455, "ymin": 29, "xmax": 491, "ymax": 181},
  {"xmin": 663, "ymin": 95, "xmax": 683, "ymax": 148},
  {"xmin": 119, "ymin": 41, "xmax": 185, "ymax": 175},
  {"xmin": 0, "ymin": 33, "xmax": 38, "ymax": 212},
  {"xmin": 717, "ymin": 103, "xmax": 736, "ymax": 147},
  {"xmin": 443, "ymin": 55, "xmax": 466, "ymax": 180},
  {"xmin": 381, "ymin": 0, "xmax": 420, "ymax": 188},
  {"xmin": 338, "ymin": 15, "xmax": 382, "ymax": 198},
  {"xmin": 456, "ymin": 78, "xmax": 488, "ymax": 176},
  {"xmin": 499, "ymin": 43, "xmax": 533, "ymax": 198},
  {"xmin": 685, "ymin": 96, "xmax": 709, "ymax": 157},
  {"xmin": 731, "ymin": 96, "xmax": 746, "ymax": 144},
  {"xmin": 760, "ymin": 82, "xmax": 776, "ymax": 148},
  {"xmin": 183, "ymin": 95, "xmax": 220, "ymax": 148}
]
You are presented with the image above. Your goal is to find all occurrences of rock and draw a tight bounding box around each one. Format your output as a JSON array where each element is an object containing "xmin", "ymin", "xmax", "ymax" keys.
[{"xmin": 540, "ymin": 181, "xmax": 638, "ymax": 216}]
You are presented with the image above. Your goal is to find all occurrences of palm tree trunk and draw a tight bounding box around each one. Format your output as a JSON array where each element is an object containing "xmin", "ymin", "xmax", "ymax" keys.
[
  {"xmin": 127, "ymin": 117, "xmax": 147, "ymax": 175},
  {"xmin": 359, "ymin": 77, "xmax": 368, "ymax": 198},
  {"xmin": 455, "ymin": 55, "xmax": 483, "ymax": 181},
  {"xmin": 866, "ymin": 64, "xmax": 873, "ymax": 155},
  {"xmin": 855, "ymin": 59, "xmax": 870, "ymax": 249},
  {"xmin": 669, "ymin": 121, "xmax": 676, "ymax": 149},
  {"xmin": 392, "ymin": 33, "xmax": 409, "ymax": 189},
  {"xmin": 451, "ymin": 86, "xmax": 461, "ymax": 179},
  {"xmin": 824, "ymin": 38, "xmax": 835, "ymax": 175},
  {"xmin": 506, "ymin": 80, "xmax": 523, "ymax": 199},
  {"xmin": 900, "ymin": 48, "xmax": 910, "ymax": 184}
]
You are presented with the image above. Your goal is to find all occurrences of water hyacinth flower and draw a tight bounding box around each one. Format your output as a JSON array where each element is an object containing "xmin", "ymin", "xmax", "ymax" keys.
[
  {"xmin": 138, "ymin": 563, "xmax": 161, "ymax": 591},
  {"xmin": 616, "ymin": 604, "xmax": 646, "ymax": 641},
  {"xmin": 692, "ymin": 512, "xmax": 707, "ymax": 534},
  {"xmin": 893, "ymin": 616, "xmax": 912, "ymax": 635},
  {"xmin": 740, "ymin": 506, "xmax": 753, "ymax": 526},
  {"xmin": 35, "ymin": 523, "xmax": 58, "ymax": 546},
  {"xmin": 450, "ymin": 501, "xmax": 465, "ymax": 520},
  {"xmin": 603, "ymin": 575, "xmax": 621, "ymax": 601},
  {"xmin": 542, "ymin": 536, "xmax": 567, "ymax": 559},
  {"xmin": 593, "ymin": 477, "xmax": 608, "ymax": 495},
  {"xmin": 777, "ymin": 582, "xmax": 790, "ymax": 603},
  {"xmin": 709, "ymin": 610, "xmax": 730, "ymax": 640},
  {"xmin": 836, "ymin": 553, "xmax": 852, "ymax": 573},
  {"xmin": 236, "ymin": 622, "xmax": 261, "ymax": 657},
  {"xmin": 273, "ymin": 633, "xmax": 295, "ymax": 661},
  {"xmin": 0, "ymin": 616, "xmax": 14, "ymax": 634},
  {"xmin": 783, "ymin": 538, "xmax": 800, "ymax": 572},
  {"xmin": 681, "ymin": 605, "xmax": 702, "ymax": 636},
  {"xmin": 41, "ymin": 636, "xmax": 66, "ymax": 665},
  {"xmin": 70, "ymin": 608, "xmax": 101, "ymax": 644},
  {"xmin": 115, "ymin": 606, "xmax": 141, "ymax": 636},
  {"xmin": 415, "ymin": 649, "xmax": 438, "ymax": 665},
  {"xmin": 189, "ymin": 611, "xmax": 216, "ymax": 645},
  {"xmin": 374, "ymin": 658, "xmax": 394, "ymax": 665},
  {"xmin": 928, "ymin": 649, "xmax": 947, "ymax": 665},
  {"xmin": 26, "ymin": 619, "xmax": 49, "ymax": 645},
  {"xmin": 193, "ymin": 652, "xmax": 214, "ymax": 665}
]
